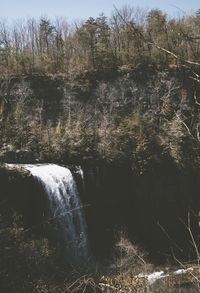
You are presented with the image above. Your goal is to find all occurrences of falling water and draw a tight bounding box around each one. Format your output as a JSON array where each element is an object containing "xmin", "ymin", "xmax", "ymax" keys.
[{"xmin": 24, "ymin": 164, "xmax": 90, "ymax": 264}]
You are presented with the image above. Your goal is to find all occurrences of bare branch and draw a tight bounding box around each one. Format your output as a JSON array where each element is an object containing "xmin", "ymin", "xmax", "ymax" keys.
[
  {"xmin": 152, "ymin": 43, "xmax": 200, "ymax": 67},
  {"xmin": 114, "ymin": 5, "xmax": 200, "ymax": 69},
  {"xmin": 194, "ymin": 91, "xmax": 200, "ymax": 106}
]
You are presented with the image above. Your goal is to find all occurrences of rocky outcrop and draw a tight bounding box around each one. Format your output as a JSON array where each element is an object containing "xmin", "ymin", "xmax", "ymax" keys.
[
  {"xmin": 0, "ymin": 164, "xmax": 49, "ymax": 235},
  {"xmin": 79, "ymin": 162, "xmax": 200, "ymax": 262},
  {"xmin": 0, "ymin": 66, "xmax": 196, "ymax": 125},
  {"xmin": 0, "ymin": 147, "xmax": 36, "ymax": 164}
]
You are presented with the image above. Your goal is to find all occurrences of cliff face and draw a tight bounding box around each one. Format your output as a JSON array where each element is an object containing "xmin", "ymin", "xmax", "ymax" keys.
[
  {"xmin": 0, "ymin": 66, "xmax": 198, "ymax": 165},
  {"xmin": 0, "ymin": 66, "xmax": 195, "ymax": 126},
  {"xmin": 0, "ymin": 67, "xmax": 200, "ymax": 263},
  {"xmin": 0, "ymin": 165, "xmax": 49, "ymax": 236},
  {"xmin": 0, "ymin": 75, "xmax": 65, "ymax": 123},
  {"xmin": 1, "ymin": 162, "xmax": 200, "ymax": 263},
  {"xmin": 82, "ymin": 163, "xmax": 200, "ymax": 261}
]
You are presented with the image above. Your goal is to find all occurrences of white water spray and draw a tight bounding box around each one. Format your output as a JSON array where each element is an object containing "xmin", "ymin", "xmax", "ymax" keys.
[{"xmin": 24, "ymin": 164, "xmax": 89, "ymax": 263}]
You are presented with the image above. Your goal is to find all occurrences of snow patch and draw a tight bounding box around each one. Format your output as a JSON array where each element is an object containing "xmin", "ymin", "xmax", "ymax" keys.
[
  {"xmin": 139, "ymin": 271, "xmax": 167, "ymax": 285},
  {"xmin": 173, "ymin": 268, "xmax": 193, "ymax": 275}
]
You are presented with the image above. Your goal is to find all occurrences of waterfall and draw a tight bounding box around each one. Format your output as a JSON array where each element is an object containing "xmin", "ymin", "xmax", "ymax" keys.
[{"xmin": 24, "ymin": 164, "xmax": 89, "ymax": 264}]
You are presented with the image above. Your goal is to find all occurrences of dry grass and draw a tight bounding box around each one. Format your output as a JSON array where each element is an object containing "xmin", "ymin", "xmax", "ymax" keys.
[{"xmin": 114, "ymin": 232, "xmax": 150, "ymax": 275}]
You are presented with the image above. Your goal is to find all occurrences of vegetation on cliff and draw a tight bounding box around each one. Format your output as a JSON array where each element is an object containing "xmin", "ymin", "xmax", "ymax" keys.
[
  {"xmin": 0, "ymin": 67, "xmax": 200, "ymax": 174},
  {"xmin": 0, "ymin": 6, "xmax": 200, "ymax": 171}
]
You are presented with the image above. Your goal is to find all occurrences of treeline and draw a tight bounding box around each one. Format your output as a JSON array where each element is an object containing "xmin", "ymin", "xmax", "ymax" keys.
[{"xmin": 1, "ymin": 6, "xmax": 200, "ymax": 75}]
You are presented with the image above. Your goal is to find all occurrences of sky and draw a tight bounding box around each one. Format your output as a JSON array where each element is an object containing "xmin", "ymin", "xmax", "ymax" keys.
[{"xmin": 0, "ymin": 0, "xmax": 199, "ymax": 21}]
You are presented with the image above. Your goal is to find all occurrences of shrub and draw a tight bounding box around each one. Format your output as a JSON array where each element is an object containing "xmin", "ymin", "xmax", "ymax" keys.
[{"xmin": 0, "ymin": 213, "xmax": 56, "ymax": 293}]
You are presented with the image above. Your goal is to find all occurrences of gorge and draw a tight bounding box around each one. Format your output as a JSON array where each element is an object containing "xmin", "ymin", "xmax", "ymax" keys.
[
  {"xmin": 1, "ymin": 161, "xmax": 199, "ymax": 264},
  {"xmin": 1, "ymin": 66, "xmax": 200, "ymax": 292},
  {"xmin": 1, "ymin": 4, "xmax": 200, "ymax": 290}
]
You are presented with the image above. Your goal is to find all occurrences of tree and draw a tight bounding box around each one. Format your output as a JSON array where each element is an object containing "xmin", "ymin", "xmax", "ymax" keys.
[
  {"xmin": 79, "ymin": 17, "xmax": 98, "ymax": 69},
  {"xmin": 0, "ymin": 20, "xmax": 11, "ymax": 73},
  {"xmin": 39, "ymin": 18, "xmax": 55, "ymax": 53},
  {"xmin": 95, "ymin": 14, "xmax": 114, "ymax": 68},
  {"xmin": 146, "ymin": 9, "xmax": 169, "ymax": 63}
]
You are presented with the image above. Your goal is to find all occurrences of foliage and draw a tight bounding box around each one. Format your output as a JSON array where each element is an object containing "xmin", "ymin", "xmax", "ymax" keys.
[
  {"xmin": 103, "ymin": 111, "xmax": 161, "ymax": 173},
  {"xmin": 1, "ymin": 85, "xmax": 200, "ymax": 171},
  {"xmin": 0, "ymin": 7, "xmax": 200, "ymax": 74},
  {"xmin": 0, "ymin": 213, "xmax": 57, "ymax": 293},
  {"xmin": 159, "ymin": 113, "xmax": 200, "ymax": 168}
]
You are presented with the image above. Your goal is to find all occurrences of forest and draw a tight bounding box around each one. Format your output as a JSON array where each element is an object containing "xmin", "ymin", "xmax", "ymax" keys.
[{"xmin": 0, "ymin": 6, "xmax": 200, "ymax": 75}]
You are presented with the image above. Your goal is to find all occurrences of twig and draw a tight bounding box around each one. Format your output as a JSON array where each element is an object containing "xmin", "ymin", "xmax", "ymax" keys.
[
  {"xmin": 157, "ymin": 221, "xmax": 183, "ymax": 253},
  {"xmin": 187, "ymin": 212, "xmax": 200, "ymax": 268},
  {"xmin": 173, "ymin": 254, "xmax": 200, "ymax": 289},
  {"xmin": 194, "ymin": 91, "xmax": 200, "ymax": 106},
  {"xmin": 179, "ymin": 214, "xmax": 200, "ymax": 268},
  {"xmin": 99, "ymin": 282, "xmax": 122, "ymax": 291},
  {"xmin": 22, "ymin": 204, "xmax": 90, "ymax": 234}
]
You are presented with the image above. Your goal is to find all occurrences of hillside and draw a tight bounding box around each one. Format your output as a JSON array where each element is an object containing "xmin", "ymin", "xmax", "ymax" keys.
[{"xmin": 1, "ymin": 6, "xmax": 200, "ymax": 292}]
